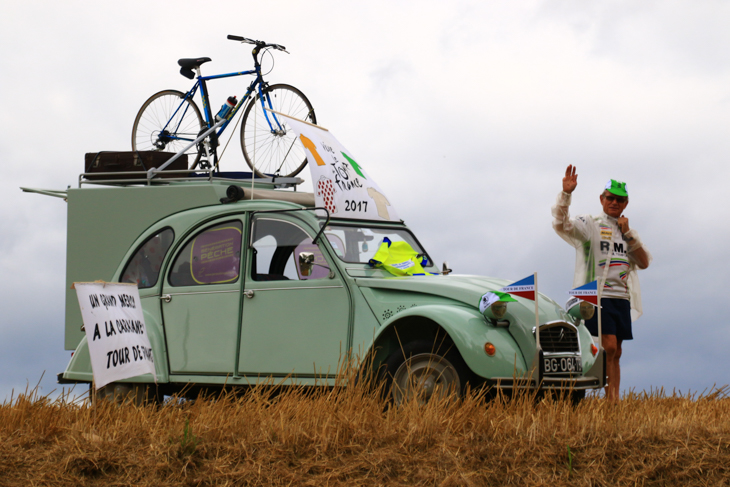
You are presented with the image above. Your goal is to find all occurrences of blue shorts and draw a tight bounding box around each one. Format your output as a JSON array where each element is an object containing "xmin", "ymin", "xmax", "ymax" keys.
[{"xmin": 585, "ymin": 298, "xmax": 633, "ymax": 341}]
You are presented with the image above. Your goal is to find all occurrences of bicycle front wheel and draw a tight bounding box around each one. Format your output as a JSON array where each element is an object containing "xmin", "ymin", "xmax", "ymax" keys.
[
  {"xmin": 240, "ymin": 84, "xmax": 316, "ymax": 178},
  {"xmin": 132, "ymin": 90, "xmax": 204, "ymax": 169}
]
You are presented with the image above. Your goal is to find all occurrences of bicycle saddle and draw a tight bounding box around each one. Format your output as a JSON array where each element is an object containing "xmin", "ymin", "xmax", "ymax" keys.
[
  {"xmin": 178, "ymin": 57, "xmax": 211, "ymax": 79},
  {"xmin": 177, "ymin": 57, "xmax": 212, "ymax": 69}
]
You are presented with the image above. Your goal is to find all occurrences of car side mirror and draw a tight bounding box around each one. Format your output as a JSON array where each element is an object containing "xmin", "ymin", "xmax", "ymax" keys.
[{"xmin": 299, "ymin": 252, "xmax": 314, "ymax": 277}]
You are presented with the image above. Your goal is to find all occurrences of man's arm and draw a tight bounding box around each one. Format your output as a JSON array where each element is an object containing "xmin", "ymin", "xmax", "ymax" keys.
[
  {"xmin": 618, "ymin": 217, "xmax": 651, "ymax": 269},
  {"xmin": 552, "ymin": 165, "xmax": 589, "ymax": 244}
]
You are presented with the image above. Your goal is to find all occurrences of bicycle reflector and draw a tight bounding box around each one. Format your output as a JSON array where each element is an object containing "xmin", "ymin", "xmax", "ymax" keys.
[{"xmin": 484, "ymin": 343, "xmax": 496, "ymax": 356}]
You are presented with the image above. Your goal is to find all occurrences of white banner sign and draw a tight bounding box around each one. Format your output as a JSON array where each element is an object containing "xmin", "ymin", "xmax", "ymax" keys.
[
  {"xmin": 74, "ymin": 282, "xmax": 156, "ymax": 390},
  {"xmin": 272, "ymin": 110, "xmax": 399, "ymax": 222}
]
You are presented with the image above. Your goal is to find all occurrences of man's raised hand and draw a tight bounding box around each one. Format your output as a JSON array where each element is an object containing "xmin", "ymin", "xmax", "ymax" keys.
[
  {"xmin": 563, "ymin": 165, "xmax": 578, "ymax": 194},
  {"xmin": 618, "ymin": 215, "xmax": 630, "ymax": 234}
]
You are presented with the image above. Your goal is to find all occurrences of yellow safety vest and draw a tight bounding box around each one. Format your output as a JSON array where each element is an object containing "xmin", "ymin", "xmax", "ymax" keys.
[{"xmin": 368, "ymin": 238, "xmax": 434, "ymax": 276}]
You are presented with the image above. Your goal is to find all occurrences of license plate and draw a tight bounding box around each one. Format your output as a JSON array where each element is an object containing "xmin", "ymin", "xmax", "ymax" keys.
[{"xmin": 544, "ymin": 356, "xmax": 582, "ymax": 374}]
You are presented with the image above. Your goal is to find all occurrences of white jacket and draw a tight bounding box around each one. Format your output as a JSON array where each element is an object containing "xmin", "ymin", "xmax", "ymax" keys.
[{"xmin": 552, "ymin": 191, "xmax": 652, "ymax": 320}]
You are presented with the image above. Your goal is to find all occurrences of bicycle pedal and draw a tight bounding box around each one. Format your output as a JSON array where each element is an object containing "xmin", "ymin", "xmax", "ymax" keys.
[{"xmin": 199, "ymin": 160, "xmax": 212, "ymax": 170}]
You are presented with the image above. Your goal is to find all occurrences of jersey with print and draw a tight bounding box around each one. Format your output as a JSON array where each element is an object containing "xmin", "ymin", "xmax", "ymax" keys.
[{"xmin": 574, "ymin": 216, "xmax": 631, "ymax": 299}]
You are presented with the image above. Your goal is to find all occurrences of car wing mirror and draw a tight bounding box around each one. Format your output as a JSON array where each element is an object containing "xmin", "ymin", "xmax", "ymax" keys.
[
  {"xmin": 299, "ymin": 252, "xmax": 314, "ymax": 277},
  {"xmin": 298, "ymin": 251, "xmax": 336, "ymax": 279}
]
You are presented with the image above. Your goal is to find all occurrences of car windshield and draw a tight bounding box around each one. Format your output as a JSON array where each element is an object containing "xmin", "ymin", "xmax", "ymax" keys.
[{"xmin": 324, "ymin": 224, "xmax": 430, "ymax": 264}]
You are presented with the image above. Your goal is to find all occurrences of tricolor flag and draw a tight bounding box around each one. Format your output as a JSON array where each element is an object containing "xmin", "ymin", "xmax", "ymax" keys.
[
  {"xmin": 568, "ymin": 280, "xmax": 598, "ymax": 306},
  {"xmin": 500, "ymin": 275, "xmax": 536, "ymax": 301},
  {"xmin": 478, "ymin": 274, "xmax": 536, "ymax": 312}
]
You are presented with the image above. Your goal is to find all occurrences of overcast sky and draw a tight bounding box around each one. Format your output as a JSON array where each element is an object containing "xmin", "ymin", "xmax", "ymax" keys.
[{"xmin": 2, "ymin": 0, "xmax": 728, "ymax": 401}]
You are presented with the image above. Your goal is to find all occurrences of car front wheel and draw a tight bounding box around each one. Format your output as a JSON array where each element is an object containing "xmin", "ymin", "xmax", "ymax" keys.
[{"xmin": 381, "ymin": 340, "xmax": 469, "ymax": 406}]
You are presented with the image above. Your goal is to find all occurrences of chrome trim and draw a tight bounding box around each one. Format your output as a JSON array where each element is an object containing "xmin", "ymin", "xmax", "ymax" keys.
[
  {"xmin": 533, "ymin": 320, "xmax": 583, "ymax": 356},
  {"xmin": 251, "ymin": 285, "xmax": 344, "ymax": 291},
  {"xmin": 167, "ymin": 290, "xmax": 240, "ymax": 297},
  {"xmin": 488, "ymin": 376, "xmax": 602, "ymax": 390}
]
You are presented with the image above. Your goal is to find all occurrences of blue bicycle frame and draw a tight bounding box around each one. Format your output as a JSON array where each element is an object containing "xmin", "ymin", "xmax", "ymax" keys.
[{"xmin": 160, "ymin": 64, "xmax": 285, "ymax": 147}]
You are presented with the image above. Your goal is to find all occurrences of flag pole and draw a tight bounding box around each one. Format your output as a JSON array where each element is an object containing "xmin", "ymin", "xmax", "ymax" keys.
[{"xmin": 534, "ymin": 272, "xmax": 540, "ymax": 348}]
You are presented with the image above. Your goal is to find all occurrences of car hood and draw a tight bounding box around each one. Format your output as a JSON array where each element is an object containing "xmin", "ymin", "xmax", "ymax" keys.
[{"xmin": 355, "ymin": 274, "xmax": 570, "ymax": 324}]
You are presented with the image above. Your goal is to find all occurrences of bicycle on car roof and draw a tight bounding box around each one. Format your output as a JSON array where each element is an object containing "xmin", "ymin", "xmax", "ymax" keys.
[{"xmin": 131, "ymin": 35, "xmax": 316, "ymax": 178}]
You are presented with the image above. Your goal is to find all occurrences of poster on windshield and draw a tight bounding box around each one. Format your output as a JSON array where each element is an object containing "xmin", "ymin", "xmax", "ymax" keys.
[
  {"xmin": 270, "ymin": 110, "xmax": 400, "ymax": 222},
  {"xmin": 74, "ymin": 282, "xmax": 156, "ymax": 390}
]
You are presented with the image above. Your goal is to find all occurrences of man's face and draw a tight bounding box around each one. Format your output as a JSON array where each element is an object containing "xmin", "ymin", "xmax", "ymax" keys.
[{"xmin": 600, "ymin": 191, "xmax": 628, "ymax": 218}]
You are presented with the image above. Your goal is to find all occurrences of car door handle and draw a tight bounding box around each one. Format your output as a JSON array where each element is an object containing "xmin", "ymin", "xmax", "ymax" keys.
[
  {"xmin": 160, "ymin": 294, "xmax": 172, "ymax": 303},
  {"xmin": 243, "ymin": 290, "xmax": 255, "ymax": 299}
]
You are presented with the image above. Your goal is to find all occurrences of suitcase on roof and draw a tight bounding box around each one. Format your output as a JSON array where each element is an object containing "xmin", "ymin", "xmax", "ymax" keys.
[{"xmin": 83, "ymin": 151, "xmax": 189, "ymax": 180}]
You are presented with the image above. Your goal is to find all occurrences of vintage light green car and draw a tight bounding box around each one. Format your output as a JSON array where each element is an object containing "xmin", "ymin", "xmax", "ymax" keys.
[{"xmin": 30, "ymin": 173, "xmax": 605, "ymax": 403}]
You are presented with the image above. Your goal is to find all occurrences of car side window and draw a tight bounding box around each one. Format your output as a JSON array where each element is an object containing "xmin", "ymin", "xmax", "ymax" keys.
[
  {"xmin": 169, "ymin": 221, "xmax": 242, "ymax": 286},
  {"xmin": 121, "ymin": 228, "xmax": 174, "ymax": 289},
  {"xmin": 251, "ymin": 218, "xmax": 329, "ymax": 281}
]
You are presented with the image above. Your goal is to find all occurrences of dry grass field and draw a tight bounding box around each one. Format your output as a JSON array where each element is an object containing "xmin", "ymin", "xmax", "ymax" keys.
[{"xmin": 1, "ymin": 379, "xmax": 728, "ymax": 486}]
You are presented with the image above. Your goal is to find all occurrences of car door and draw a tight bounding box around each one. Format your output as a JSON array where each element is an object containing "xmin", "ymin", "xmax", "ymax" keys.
[
  {"xmin": 238, "ymin": 215, "xmax": 351, "ymax": 378},
  {"xmin": 161, "ymin": 219, "xmax": 244, "ymax": 375}
]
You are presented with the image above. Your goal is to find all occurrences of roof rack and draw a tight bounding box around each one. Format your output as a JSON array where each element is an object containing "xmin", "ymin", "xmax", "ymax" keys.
[{"xmin": 78, "ymin": 168, "xmax": 304, "ymax": 189}]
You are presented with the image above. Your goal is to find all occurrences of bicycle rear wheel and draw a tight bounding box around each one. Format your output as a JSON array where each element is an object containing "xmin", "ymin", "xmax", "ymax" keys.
[
  {"xmin": 240, "ymin": 84, "xmax": 316, "ymax": 178},
  {"xmin": 132, "ymin": 90, "xmax": 204, "ymax": 169}
]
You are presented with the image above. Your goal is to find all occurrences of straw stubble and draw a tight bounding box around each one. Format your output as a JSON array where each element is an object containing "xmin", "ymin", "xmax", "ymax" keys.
[{"xmin": 1, "ymin": 381, "xmax": 728, "ymax": 486}]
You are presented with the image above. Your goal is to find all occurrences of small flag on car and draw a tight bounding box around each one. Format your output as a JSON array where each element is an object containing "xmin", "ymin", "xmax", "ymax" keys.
[
  {"xmin": 568, "ymin": 280, "xmax": 598, "ymax": 305},
  {"xmin": 499, "ymin": 274, "xmax": 536, "ymax": 301}
]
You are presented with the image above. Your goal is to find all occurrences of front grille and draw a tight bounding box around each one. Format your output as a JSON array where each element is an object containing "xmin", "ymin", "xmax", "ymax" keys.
[{"xmin": 538, "ymin": 323, "xmax": 579, "ymax": 353}]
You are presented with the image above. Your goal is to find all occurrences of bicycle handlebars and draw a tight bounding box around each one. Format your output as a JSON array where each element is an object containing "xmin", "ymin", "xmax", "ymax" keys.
[{"xmin": 227, "ymin": 34, "xmax": 286, "ymax": 52}]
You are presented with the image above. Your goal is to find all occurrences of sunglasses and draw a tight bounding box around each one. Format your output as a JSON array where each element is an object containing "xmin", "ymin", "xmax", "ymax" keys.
[{"xmin": 602, "ymin": 194, "xmax": 628, "ymax": 204}]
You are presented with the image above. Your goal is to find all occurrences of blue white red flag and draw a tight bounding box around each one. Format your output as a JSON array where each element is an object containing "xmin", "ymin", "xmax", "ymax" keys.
[
  {"xmin": 568, "ymin": 280, "xmax": 598, "ymax": 306},
  {"xmin": 499, "ymin": 275, "xmax": 536, "ymax": 301}
]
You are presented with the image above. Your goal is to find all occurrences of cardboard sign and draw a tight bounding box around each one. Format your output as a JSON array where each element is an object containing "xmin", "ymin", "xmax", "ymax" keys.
[
  {"xmin": 270, "ymin": 110, "xmax": 400, "ymax": 222},
  {"xmin": 74, "ymin": 282, "xmax": 156, "ymax": 390}
]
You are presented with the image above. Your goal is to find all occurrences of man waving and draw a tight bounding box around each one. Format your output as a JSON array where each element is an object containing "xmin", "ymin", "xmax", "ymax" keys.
[{"xmin": 552, "ymin": 165, "xmax": 651, "ymax": 401}]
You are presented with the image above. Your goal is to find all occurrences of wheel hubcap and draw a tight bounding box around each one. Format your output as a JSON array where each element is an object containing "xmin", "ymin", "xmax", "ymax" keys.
[{"xmin": 391, "ymin": 353, "xmax": 461, "ymax": 405}]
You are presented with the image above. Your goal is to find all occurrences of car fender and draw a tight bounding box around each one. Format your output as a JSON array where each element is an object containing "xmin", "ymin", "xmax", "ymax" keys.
[
  {"xmin": 61, "ymin": 307, "xmax": 169, "ymax": 384},
  {"xmin": 368, "ymin": 304, "xmax": 528, "ymax": 380}
]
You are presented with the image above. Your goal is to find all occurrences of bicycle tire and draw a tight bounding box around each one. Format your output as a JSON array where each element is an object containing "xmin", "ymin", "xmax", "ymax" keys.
[
  {"xmin": 240, "ymin": 84, "xmax": 316, "ymax": 178},
  {"xmin": 132, "ymin": 89, "xmax": 204, "ymax": 169}
]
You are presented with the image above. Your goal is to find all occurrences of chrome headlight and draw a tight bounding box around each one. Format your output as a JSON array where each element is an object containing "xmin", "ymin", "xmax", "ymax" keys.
[
  {"xmin": 566, "ymin": 297, "xmax": 595, "ymax": 322},
  {"xmin": 483, "ymin": 301, "xmax": 508, "ymax": 320}
]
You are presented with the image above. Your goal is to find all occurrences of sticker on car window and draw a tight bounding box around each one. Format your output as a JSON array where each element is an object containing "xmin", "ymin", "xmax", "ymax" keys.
[{"xmin": 191, "ymin": 226, "xmax": 242, "ymax": 284}]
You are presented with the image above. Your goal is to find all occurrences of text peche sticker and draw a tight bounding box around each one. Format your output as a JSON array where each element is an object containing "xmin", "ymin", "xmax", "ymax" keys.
[
  {"xmin": 74, "ymin": 282, "xmax": 156, "ymax": 390},
  {"xmin": 190, "ymin": 226, "xmax": 241, "ymax": 284}
]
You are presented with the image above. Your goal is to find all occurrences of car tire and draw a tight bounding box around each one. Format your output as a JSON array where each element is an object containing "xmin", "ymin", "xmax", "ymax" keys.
[
  {"xmin": 93, "ymin": 383, "xmax": 161, "ymax": 406},
  {"xmin": 380, "ymin": 339, "xmax": 470, "ymax": 406}
]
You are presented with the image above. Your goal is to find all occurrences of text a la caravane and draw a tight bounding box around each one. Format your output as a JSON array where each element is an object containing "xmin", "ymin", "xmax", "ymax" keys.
[{"xmin": 87, "ymin": 291, "xmax": 154, "ymax": 369}]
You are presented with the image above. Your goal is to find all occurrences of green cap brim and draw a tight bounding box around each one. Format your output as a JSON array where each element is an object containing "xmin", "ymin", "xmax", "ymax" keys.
[{"xmin": 494, "ymin": 291, "xmax": 518, "ymax": 302}]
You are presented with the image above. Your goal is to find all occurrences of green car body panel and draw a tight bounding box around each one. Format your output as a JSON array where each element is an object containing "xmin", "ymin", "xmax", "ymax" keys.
[{"xmin": 43, "ymin": 177, "xmax": 603, "ymax": 392}]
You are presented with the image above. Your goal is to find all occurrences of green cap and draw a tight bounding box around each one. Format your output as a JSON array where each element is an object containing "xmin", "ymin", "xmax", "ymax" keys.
[{"xmin": 605, "ymin": 179, "xmax": 628, "ymax": 197}]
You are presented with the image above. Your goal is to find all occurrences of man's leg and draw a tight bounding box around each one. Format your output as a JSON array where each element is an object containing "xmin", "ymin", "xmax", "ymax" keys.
[
  {"xmin": 613, "ymin": 339, "xmax": 623, "ymax": 400},
  {"xmin": 602, "ymin": 334, "xmax": 619, "ymax": 401}
]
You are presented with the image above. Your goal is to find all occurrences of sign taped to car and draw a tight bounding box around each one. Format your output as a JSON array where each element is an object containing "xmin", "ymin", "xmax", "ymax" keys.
[{"xmin": 74, "ymin": 282, "xmax": 156, "ymax": 390}]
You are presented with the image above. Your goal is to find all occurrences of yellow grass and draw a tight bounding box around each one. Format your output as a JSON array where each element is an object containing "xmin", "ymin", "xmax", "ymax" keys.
[{"xmin": 1, "ymin": 380, "xmax": 728, "ymax": 486}]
